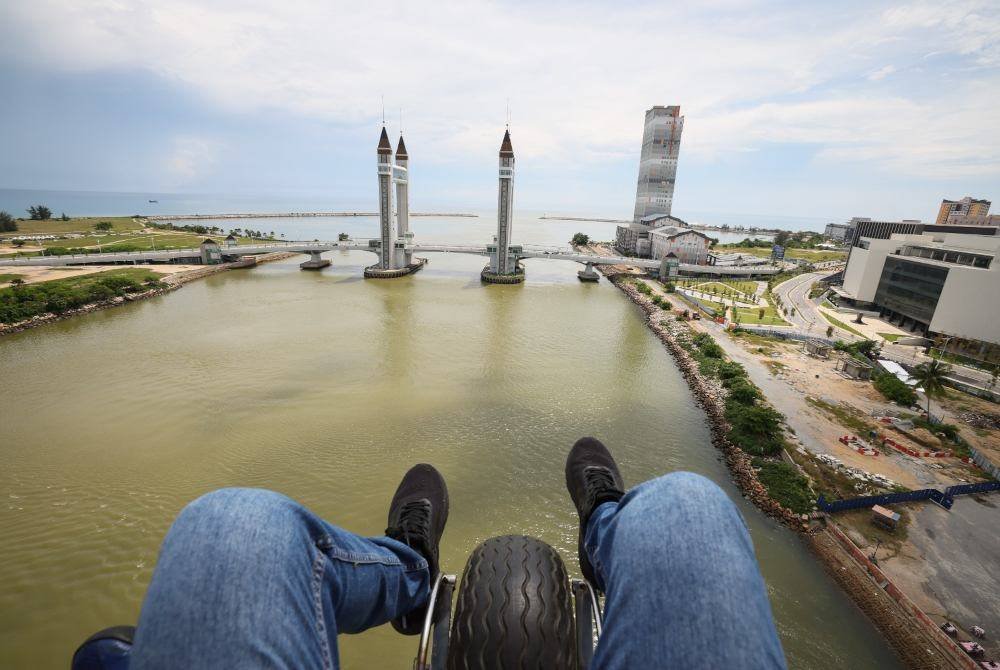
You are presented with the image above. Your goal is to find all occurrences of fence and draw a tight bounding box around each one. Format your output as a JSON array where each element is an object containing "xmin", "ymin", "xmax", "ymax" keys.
[{"xmin": 817, "ymin": 480, "xmax": 1000, "ymax": 513}]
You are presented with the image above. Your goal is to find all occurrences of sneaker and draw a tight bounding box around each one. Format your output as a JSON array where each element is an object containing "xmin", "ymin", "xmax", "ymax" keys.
[
  {"xmin": 565, "ymin": 437, "xmax": 625, "ymax": 586},
  {"xmin": 385, "ymin": 463, "xmax": 449, "ymax": 635}
]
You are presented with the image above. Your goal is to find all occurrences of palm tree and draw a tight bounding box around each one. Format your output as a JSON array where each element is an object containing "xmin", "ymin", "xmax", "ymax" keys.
[{"xmin": 911, "ymin": 359, "xmax": 950, "ymax": 418}]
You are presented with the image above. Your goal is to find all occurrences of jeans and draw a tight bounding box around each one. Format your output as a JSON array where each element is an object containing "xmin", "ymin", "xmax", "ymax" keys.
[{"xmin": 122, "ymin": 473, "xmax": 785, "ymax": 669}]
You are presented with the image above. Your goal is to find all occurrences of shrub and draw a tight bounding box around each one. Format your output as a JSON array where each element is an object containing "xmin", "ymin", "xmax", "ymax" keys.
[
  {"xmin": 753, "ymin": 458, "xmax": 813, "ymax": 513},
  {"xmin": 725, "ymin": 401, "xmax": 784, "ymax": 455},
  {"xmin": 717, "ymin": 361, "xmax": 746, "ymax": 381},
  {"xmin": 571, "ymin": 232, "xmax": 590, "ymax": 246},
  {"xmin": 726, "ymin": 379, "xmax": 760, "ymax": 404},
  {"xmin": 873, "ymin": 373, "xmax": 917, "ymax": 406}
]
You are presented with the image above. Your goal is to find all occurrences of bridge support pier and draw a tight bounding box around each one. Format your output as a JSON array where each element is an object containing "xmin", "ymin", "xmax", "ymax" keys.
[
  {"xmin": 577, "ymin": 262, "xmax": 599, "ymax": 282},
  {"xmin": 364, "ymin": 257, "xmax": 428, "ymax": 279},
  {"xmin": 299, "ymin": 251, "xmax": 331, "ymax": 270}
]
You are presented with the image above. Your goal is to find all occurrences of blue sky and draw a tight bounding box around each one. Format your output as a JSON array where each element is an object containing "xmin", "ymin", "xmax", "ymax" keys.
[{"xmin": 1, "ymin": 0, "xmax": 998, "ymax": 222}]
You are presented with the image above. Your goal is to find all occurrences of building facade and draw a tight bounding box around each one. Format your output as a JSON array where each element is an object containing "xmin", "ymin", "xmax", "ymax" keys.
[
  {"xmin": 945, "ymin": 213, "xmax": 1000, "ymax": 227},
  {"xmin": 648, "ymin": 226, "xmax": 711, "ymax": 264},
  {"xmin": 838, "ymin": 231, "xmax": 1000, "ymax": 360},
  {"xmin": 616, "ymin": 105, "xmax": 684, "ymax": 256},
  {"xmin": 936, "ymin": 197, "xmax": 990, "ymax": 225},
  {"xmin": 824, "ymin": 222, "xmax": 852, "ymax": 242}
]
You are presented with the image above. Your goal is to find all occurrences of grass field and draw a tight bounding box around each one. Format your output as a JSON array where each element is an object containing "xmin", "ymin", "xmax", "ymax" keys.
[
  {"xmin": 820, "ymin": 310, "xmax": 866, "ymax": 338},
  {"xmin": 879, "ymin": 333, "xmax": 903, "ymax": 342},
  {"xmin": 676, "ymin": 278, "xmax": 758, "ymax": 295},
  {"xmin": 0, "ymin": 273, "xmax": 23, "ymax": 283},
  {"xmin": 714, "ymin": 245, "xmax": 847, "ymax": 263},
  {"xmin": 732, "ymin": 304, "xmax": 788, "ymax": 325},
  {"xmin": 4, "ymin": 216, "xmax": 143, "ymax": 236}
]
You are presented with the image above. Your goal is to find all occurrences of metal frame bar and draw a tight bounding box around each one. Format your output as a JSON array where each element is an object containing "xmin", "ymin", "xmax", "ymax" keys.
[{"xmin": 413, "ymin": 573, "xmax": 456, "ymax": 670}]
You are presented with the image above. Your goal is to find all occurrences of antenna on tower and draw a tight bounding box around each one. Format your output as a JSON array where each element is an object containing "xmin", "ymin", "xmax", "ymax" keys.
[
  {"xmin": 399, "ymin": 108, "xmax": 403, "ymax": 135},
  {"xmin": 381, "ymin": 95, "xmax": 385, "ymax": 125},
  {"xmin": 506, "ymin": 98, "xmax": 510, "ymax": 129}
]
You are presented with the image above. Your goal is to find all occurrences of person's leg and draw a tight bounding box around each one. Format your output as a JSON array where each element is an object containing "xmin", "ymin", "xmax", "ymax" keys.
[
  {"xmin": 586, "ymin": 472, "xmax": 787, "ymax": 669},
  {"xmin": 129, "ymin": 487, "xmax": 429, "ymax": 669}
]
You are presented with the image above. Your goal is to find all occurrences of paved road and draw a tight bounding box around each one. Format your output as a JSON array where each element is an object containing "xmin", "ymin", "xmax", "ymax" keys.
[{"xmin": 771, "ymin": 271, "xmax": 825, "ymax": 331}]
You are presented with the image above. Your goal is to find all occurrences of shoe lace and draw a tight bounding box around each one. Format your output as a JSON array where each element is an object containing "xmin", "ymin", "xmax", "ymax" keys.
[
  {"xmin": 584, "ymin": 466, "xmax": 623, "ymax": 506},
  {"xmin": 386, "ymin": 500, "xmax": 432, "ymax": 549}
]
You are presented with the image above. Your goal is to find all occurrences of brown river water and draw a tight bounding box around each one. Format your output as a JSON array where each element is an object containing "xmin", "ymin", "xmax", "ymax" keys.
[{"xmin": 0, "ymin": 222, "xmax": 901, "ymax": 668}]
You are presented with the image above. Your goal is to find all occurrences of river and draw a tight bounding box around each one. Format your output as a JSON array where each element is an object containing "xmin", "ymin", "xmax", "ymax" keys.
[{"xmin": 0, "ymin": 214, "xmax": 897, "ymax": 668}]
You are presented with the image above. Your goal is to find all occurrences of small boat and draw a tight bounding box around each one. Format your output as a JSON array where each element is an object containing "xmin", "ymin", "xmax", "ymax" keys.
[{"xmin": 148, "ymin": 199, "xmax": 158, "ymax": 203}]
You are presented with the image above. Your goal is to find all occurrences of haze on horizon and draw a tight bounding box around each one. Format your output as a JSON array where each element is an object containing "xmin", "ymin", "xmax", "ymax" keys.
[{"xmin": 1, "ymin": 0, "xmax": 998, "ymax": 223}]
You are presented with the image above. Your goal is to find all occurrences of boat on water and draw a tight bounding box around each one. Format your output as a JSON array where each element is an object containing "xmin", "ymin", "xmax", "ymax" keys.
[{"xmin": 148, "ymin": 199, "xmax": 158, "ymax": 203}]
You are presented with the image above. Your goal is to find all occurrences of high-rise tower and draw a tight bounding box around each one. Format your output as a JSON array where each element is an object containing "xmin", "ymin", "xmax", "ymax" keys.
[
  {"xmin": 395, "ymin": 135, "xmax": 411, "ymax": 266},
  {"xmin": 376, "ymin": 126, "xmax": 398, "ymax": 270},
  {"xmin": 493, "ymin": 129, "xmax": 515, "ymax": 274},
  {"xmin": 632, "ymin": 106, "xmax": 683, "ymax": 223}
]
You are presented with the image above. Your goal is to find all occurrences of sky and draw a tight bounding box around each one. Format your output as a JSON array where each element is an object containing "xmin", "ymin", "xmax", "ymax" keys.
[{"xmin": 1, "ymin": 0, "xmax": 998, "ymax": 222}]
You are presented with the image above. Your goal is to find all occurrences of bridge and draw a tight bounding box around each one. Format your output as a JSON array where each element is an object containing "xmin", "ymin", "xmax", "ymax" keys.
[
  {"xmin": 0, "ymin": 239, "xmax": 780, "ymax": 277},
  {"xmin": 0, "ymin": 126, "xmax": 782, "ymax": 281}
]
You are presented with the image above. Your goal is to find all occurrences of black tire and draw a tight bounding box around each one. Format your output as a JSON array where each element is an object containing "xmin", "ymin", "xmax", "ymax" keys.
[{"xmin": 448, "ymin": 535, "xmax": 576, "ymax": 670}]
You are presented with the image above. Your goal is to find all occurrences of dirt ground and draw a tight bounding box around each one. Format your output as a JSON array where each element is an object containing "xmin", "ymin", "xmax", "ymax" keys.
[{"xmin": 2, "ymin": 264, "xmax": 202, "ymax": 286}]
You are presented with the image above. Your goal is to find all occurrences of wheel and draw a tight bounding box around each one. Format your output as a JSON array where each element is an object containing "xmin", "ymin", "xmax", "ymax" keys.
[{"xmin": 448, "ymin": 535, "xmax": 576, "ymax": 670}]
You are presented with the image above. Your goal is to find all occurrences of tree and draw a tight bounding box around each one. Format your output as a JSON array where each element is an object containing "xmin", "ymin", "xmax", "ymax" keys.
[
  {"xmin": 338, "ymin": 232, "xmax": 350, "ymax": 241},
  {"xmin": 774, "ymin": 230, "xmax": 791, "ymax": 246},
  {"xmin": 571, "ymin": 232, "xmax": 590, "ymax": 246},
  {"xmin": 0, "ymin": 211, "xmax": 17, "ymax": 232},
  {"xmin": 826, "ymin": 326, "xmax": 834, "ymax": 338},
  {"xmin": 60, "ymin": 213, "xmax": 70, "ymax": 221},
  {"xmin": 94, "ymin": 221, "xmax": 114, "ymax": 232},
  {"xmin": 27, "ymin": 205, "xmax": 52, "ymax": 220},
  {"xmin": 758, "ymin": 307, "xmax": 765, "ymax": 319},
  {"xmin": 10, "ymin": 278, "xmax": 25, "ymax": 288},
  {"xmin": 911, "ymin": 359, "xmax": 951, "ymax": 418},
  {"xmin": 12, "ymin": 239, "xmax": 25, "ymax": 248}
]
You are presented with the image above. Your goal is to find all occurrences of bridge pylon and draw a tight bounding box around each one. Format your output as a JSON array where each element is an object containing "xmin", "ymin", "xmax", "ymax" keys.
[
  {"xmin": 365, "ymin": 126, "xmax": 425, "ymax": 279},
  {"xmin": 482, "ymin": 128, "xmax": 524, "ymax": 284}
]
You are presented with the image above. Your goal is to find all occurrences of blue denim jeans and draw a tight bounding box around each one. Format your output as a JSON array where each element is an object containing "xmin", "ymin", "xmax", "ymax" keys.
[{"xmin": 122, "ymin": 473, "xmax": 785, "ymax": 669}]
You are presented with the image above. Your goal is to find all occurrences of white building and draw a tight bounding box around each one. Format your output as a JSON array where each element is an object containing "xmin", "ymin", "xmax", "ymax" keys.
[
  {"xmin": 837, "ymin": 231, "xmax": 1000, "ymax": 360},
  {"xmin": 648, "ymin": 226, "xmax": 711, "ymax": 265}
]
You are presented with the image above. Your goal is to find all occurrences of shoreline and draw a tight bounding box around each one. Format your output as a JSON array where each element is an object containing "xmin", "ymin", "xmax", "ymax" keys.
[
  {"xmin": 599, "ymin": 262, "xmax": 976, "ymax": 669},
  {"xmin": 0, "ymin": 251, "xmax": 296, "ymax": 337}
]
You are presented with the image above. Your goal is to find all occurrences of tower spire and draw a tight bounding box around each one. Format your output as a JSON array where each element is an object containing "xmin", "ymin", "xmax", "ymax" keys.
[
  {"xmin": 499, "ymin": 128, "xmax": 513, "ymax": 157},
  {"xmin": 378, "ymin": 126, "xmax": 392, "ymax": 154}
]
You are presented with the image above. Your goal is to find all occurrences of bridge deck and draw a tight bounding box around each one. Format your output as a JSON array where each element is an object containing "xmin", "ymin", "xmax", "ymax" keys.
[{"xmin": 0, "ymin": 240, "xmax": 779, "ymax": 275}]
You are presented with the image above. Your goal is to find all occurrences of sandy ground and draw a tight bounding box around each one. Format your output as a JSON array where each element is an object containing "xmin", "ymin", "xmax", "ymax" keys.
[{"xmin": 2, "ymin": 264, "xmax": 203, "ymax": 286}]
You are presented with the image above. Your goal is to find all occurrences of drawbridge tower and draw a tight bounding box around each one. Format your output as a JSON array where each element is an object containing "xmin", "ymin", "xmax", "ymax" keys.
[
  {"xmin": 364, "ymin": 126, "xmax": 424, "ymax": 278},
  {"xmin": 482, "ymin": 128, "xmax": 524, "ymax": 284}
]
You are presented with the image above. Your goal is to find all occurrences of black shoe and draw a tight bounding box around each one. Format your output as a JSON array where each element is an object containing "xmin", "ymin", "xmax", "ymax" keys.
[
  {"xmin": 565, "ymin": 437, "xmax": 625, "ymax": 587},
  {"xmin": 385, "ymin": 463, "xmax": 449, "ymax": 635}
]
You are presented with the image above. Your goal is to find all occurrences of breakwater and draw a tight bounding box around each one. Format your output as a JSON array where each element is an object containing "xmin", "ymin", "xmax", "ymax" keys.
[
  {"xmin": 602, "ymin": 266, "xmax": 803, "ymax": 529},
  {"xmin": 146, "ymin": 212, "xmax": 478, "ymax": 221}
]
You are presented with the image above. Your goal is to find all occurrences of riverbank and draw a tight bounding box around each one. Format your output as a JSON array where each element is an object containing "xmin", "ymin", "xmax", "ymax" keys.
[
  {"xmin": 599, "ymin": 261, "xmax": 978, "ymax": 669},
  {"xmin": 0, "ymin": 251, "xmax": 295, "ymax": 336}
]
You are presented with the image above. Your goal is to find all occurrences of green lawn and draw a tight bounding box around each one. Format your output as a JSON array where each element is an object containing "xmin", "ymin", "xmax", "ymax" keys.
[
  {"xmin": 5, "ymin": 216, "xmax": 144, "ymax": 236},
  {"xmin": 732, "ymin": 305, "xmax": 789, "ymax": 325},
  {"xmin": 879, "ymin": 333, "xmax": 903, "ymax": 342},
  {"xmin": 819, "ymin": 310, "xmax": 866, "ymax": 338},
  {"xmin": 0, "ymin": 273, "xmax": 23, "ymax": 283},
  {"xmin": 676, "ymin": 278, "xmax": 758, "ymax": 295},
  {"xmin": 714, "ymin": 245, "xmax": 847, "ymax": 263}
]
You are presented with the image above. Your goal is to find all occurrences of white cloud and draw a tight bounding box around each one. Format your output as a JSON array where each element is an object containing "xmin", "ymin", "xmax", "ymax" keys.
[
  {"xmin": 867, "ymin": 65, "xmax": 897, "ymax": 80},
  {"xmin": 1, "ymin": 0, "xmax": 999, "ymax": 179},
  {"xmin": 166, "ymin": 136, "xmax": 221, "ymax": 184}
]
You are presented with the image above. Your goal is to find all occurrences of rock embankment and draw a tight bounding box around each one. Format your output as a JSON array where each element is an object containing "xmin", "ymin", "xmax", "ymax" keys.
[{"xmin": 606, "ymin": 270, "xmax": 803, "ymax": 530}]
